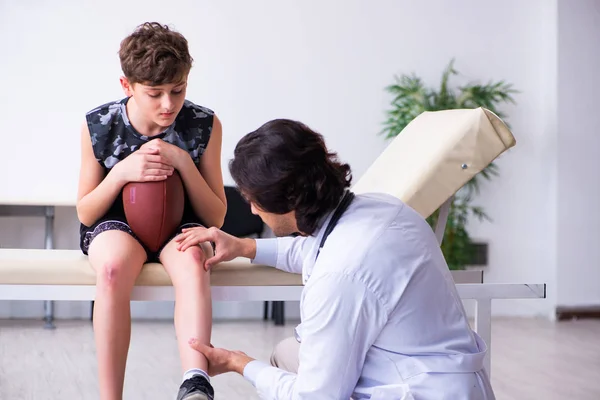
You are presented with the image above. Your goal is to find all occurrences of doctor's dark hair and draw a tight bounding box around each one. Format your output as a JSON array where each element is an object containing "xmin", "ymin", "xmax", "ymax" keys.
[{"xmin": 229, "ymin": 119, "xmax": 352, "ymax": 235}]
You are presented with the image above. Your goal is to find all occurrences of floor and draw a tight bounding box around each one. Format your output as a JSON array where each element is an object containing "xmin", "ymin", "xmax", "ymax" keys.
[{"xmin": 0, "ymin": 317, "xmax": 599, "ymax": 399}]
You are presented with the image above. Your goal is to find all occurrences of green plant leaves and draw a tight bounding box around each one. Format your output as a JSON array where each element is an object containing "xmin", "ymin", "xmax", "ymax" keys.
[{"xmin": 381, "ymin": 59, "xmax": 517, "ymax": 269}]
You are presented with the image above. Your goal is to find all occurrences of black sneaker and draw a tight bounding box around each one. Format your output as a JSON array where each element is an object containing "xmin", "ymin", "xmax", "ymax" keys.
[{"xmin": 176, "ymin": 374, "xmax": 215, "ymax": 400}]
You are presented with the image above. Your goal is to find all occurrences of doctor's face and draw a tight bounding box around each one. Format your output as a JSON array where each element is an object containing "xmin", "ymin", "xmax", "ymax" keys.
[{"xmin": 250, "ymin": 202, "xmax": 298, "ymax": 237}]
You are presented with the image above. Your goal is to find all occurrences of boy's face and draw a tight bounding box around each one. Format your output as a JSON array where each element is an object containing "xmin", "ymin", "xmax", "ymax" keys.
[{"xmin": 120, "ymin": 76, "xmax": 187, "ymax": 128}]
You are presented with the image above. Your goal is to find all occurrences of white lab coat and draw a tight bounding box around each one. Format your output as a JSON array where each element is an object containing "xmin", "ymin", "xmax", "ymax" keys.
[{"xmin": 245, "ymin": 192, "xmax": 495, "ymax": 400}]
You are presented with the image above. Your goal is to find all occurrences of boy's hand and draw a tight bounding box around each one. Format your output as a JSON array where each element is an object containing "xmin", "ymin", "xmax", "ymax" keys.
[
  {"xmin": 112, "ymin": 147, "xmax": 174, "ymax": 184},
  {"xmin": 174, "ymin": 227, "xmax": 257, "ymax": 270},
  {"xmin": 140, "ymin": 139, "xmax": 188, "ymax": 170}
]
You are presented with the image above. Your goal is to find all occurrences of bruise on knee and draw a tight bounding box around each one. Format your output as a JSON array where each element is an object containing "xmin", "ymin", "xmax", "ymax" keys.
[
  {"xmin": 174, "ymin": 244, "xmax": 209, "ymax": 268},
  {"xmin": 189, "ymin": 245, "xmax": 209, "ymax": 265},
  {"xmin": 97, "ymin": 261, "xmax": 126, "ymax": 291},
  {"xmin": 166, "ymin": 245, "xmax": 211, "ymax": 285}
]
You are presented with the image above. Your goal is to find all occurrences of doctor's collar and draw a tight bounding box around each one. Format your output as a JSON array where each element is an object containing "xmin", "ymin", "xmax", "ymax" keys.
[{"xmin": 313, "ymin": 189, "xmax": 355, "ymax": 238}]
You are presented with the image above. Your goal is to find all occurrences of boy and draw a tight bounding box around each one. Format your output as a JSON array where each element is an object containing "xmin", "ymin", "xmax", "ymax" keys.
[{"xmin": 76, "ymin": 22, "xmax": 225, "ymax": 400}]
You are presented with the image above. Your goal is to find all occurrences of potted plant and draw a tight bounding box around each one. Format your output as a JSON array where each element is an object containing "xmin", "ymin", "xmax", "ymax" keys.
[{"xmin": 380, "ymin": 59, "xmax": 518, "ymax": 269}]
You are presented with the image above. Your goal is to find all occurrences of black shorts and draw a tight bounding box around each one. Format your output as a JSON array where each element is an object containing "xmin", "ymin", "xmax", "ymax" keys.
[{"xmin": 79, "ymin": 195, "xmax": 204, "ymax": 263}]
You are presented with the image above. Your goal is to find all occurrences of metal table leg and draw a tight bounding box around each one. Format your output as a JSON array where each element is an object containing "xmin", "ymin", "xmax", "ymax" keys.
[
  {"xmin": 273, "ymin": 301, "xmax": 285, "ymax": 326},
  {"xmin": 475, "ymin": 298, "xmax": 492, "ymax": 377},
  {"xmin": 44, "ymin": 206, "xmax": 55, "ymax": 330}
]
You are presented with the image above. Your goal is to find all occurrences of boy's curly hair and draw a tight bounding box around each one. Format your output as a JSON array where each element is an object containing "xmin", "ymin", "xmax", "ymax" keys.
[{"xmin": 119, "ymin": 22, "xmax": 193, "ymax": 85}]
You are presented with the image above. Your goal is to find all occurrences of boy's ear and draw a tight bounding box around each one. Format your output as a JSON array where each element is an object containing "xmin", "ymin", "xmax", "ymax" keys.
[{"xmin": 120, "ymin": 76, "xmax": 134, "ymax": 97}]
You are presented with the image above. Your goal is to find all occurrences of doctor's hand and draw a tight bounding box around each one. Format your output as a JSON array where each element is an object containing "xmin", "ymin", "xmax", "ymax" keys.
[
  {"xmin": 174, "ymin": 227, "xmax": 257, "ymax": 270},
  {"xmin": 188, "ymin": 339, "xmax": 254, "ymax": 376}
]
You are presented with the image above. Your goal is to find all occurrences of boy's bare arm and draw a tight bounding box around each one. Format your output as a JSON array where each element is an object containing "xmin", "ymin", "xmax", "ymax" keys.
[
  {"xmin": 76, "ymin": 122, "xmax": 123, "ymax": 226},
  {"xmin": 177, "ymin": 115, "xmax": 227, "ymax": 228},
  {"xmin": 76, "ymin": 121, "xmax": 173, "ymax": 226}
]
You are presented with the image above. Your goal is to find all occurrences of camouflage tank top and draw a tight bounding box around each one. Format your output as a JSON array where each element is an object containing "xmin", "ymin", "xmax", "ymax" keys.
[
  {"xmin": 85, "ymin": 97, "xmax": 214, "ymax": 170},
  {"xmin": 80, "ymin": 97, "xmax": 215, "ymax": 230}
]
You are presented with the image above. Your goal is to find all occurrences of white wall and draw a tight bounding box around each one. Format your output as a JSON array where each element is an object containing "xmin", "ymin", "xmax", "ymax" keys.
[
  {"xmin": 465, "ymin": 0, "xmax": 558, "ymax": 318},
  {"xmin": 556, "ymin": 0, "xmax": 600, "ymax": 308},
  {"xmin": 0, "ymin": 0, "xmax": 585, "ymax": 320}
]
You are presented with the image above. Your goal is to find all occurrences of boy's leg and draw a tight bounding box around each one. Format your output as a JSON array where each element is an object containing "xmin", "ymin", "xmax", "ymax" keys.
[
  {"xmin": 160, "ymin": 238, "xmax": 214, "ymax": 400},
  {"xmin": 88, "ymin": 230, "xmax": 147, "ymax": 400},
  {"xmin": 159, "ymin": 239, "xmax": 213, "ymax": 373}
]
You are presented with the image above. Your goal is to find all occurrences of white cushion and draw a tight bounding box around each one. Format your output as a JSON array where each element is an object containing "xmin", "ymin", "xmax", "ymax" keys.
[
  {"xmin": 352, "ymin": 108, "xmax": 515, "ymax": 218},
  {"xmin": 0, "ymin": 249, "xmax": 302, "ymax": 286}
]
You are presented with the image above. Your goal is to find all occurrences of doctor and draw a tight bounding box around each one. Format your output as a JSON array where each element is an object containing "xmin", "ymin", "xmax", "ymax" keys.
[{"xmin": 175, "ymin": 119, "xmax": 495, "ymax": 399}]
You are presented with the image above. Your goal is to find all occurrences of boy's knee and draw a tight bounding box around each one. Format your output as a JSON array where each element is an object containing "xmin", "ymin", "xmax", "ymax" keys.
[
  {"xmin": 164, "ymin": 243, "xmax": 209, "ymax": 273},
  {"xmin": 187, "ymin": 245, "xmax": 206, "ymax": 265},
  {"xmin": 96, "ymin": 261, "xmax": 127, "ymax": 291},
  {"xmin": 183, "ymin": 246, "xmax": 210, "ymax": 281}
]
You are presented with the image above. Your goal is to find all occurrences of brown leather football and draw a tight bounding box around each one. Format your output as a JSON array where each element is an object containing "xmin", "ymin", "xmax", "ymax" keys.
[{"xmin": 122, "ymin": 171, "xmax": 185, "ymax": 252}]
